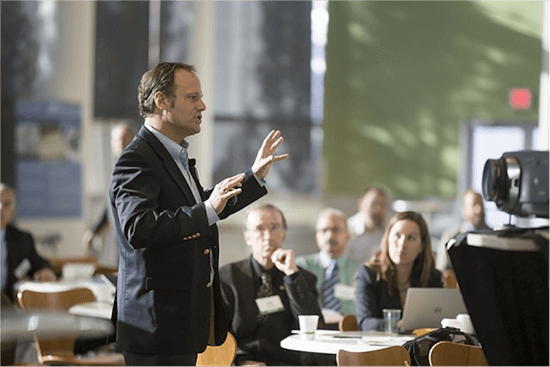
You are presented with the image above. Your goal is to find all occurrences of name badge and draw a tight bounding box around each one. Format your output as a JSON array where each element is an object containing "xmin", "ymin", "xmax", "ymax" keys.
[
  {"xmin": 334, "ymin": 283, "xmax": 355, "ymax": 300},
  {"xmin": 255, "ymin": 295, "xmax": 284, "ymax": 315},
  {"xmin": 14, "ymin": 258, "xmax": 31, "ymax": 279}
]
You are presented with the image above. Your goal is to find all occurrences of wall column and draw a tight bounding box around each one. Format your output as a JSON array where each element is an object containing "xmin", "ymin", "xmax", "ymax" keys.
[{"xmin": 187, "ymin": 2, "xmax": 216, "ymax": 188}]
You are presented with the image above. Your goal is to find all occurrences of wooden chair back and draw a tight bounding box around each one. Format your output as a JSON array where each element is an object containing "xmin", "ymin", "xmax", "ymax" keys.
[
  {"xmin": 196, "ymin": 332, "xmax": 237, "ymax": 366},
  {"xmin": 16, "ymin": 288, "xmax": 124, "ymax": 365},
  {"xmin": 412, "ymin": 328, "xmax": 436, "ymax": 337},
  {"xmin": 93, "ymin": 266, "xmax": 118, "ymax": 277},
  {"xmin": 443, "ymin": 269, "xmax": 458, "ymax": 288},
  {"xmin": 428, "ymin": 341, "xmax": 488, "ymax": 366},
  {"xmin": 338, "ymin": 314, "xmax": 358, "ymax": 331},
  {"xmin": 17, "ymin": 288, "xmax": 95, "ymax": 311},
  {"xmin": 337, "ymin": 346, "xmax": 411, "ymax": 366},
  {"xmin": 17, "ymin": 288, "xmax": 95, "ymax": 362}
]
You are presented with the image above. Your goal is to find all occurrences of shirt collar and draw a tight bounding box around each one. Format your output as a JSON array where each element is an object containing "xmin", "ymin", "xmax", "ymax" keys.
[
  {"xmin": 144, "ymin": 123, "xmax": 189, "ymax": 163},
  {"xmin": 250, "ymin": 255, "xmax": 280, "ymax": 280},
  {"xmin": 319, "ymin": 250, "xmax": 332, "ymax": 268}
]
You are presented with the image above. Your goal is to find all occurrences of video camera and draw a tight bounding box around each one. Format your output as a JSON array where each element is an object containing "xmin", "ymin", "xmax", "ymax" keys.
[{"xmin": 482, "ymin": 150, "xmax": 549, "ymax": 218}]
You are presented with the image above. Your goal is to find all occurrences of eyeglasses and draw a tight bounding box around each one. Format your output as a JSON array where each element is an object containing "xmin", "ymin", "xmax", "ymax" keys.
[{"xmin": 247, "ymin": 224, "xmax": 283, "ymax": 235}]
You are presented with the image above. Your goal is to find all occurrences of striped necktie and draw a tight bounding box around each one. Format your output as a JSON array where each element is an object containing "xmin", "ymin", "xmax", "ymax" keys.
[{"xmin": 322, "ymin": 260, "xmax": 342, "ymax": 313}]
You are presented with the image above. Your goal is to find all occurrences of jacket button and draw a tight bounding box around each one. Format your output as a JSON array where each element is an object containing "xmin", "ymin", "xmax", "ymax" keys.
[
  {"xmin": 204, "ymin": 248, "xmax": 210, "ymax": 255},
  {"xmin": 206, "ymin": 282, "xmax": 212, "ymax": 288},
  {"xmin": 195, "ymin": 233, "xmax": 201, "ymax": 237}
]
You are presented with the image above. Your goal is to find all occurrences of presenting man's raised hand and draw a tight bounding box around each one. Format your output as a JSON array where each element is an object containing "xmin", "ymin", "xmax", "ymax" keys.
[{"xmin": 252, "ymin": 130, "xmax": 289, "ymax": 180}]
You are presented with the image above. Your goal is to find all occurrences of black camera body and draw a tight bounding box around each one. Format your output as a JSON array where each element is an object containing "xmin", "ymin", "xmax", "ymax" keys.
[{"xmin": 482, "ymin": 150, "xmax": 549, "ymax": 218}]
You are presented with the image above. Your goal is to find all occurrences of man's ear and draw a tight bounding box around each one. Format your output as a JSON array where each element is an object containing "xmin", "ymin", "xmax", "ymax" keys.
[
  {"xmin": 244, "ymin": 231, "xmax": 253, "ymax": 247},
  {"xmin": 153, "ymin": 91, "xmax": 168, "ymax": 111}
]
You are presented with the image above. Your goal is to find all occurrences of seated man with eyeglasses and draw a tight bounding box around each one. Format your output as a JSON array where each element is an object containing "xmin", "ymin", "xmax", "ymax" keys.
[{"xmin": 220, "ymin": 204, "xmax": 334, "ymax": 366}]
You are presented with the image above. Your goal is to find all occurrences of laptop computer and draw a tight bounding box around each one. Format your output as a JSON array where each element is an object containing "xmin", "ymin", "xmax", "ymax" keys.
[{"xmin": 399, "ymin": 288, "xmax": 467, "ymax": 332}]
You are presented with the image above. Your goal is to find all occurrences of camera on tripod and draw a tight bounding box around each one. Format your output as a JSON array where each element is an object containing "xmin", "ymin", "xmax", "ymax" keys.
[{"xmin": 482, "ymin": 150, "xmax": 549, "ymax": 219}]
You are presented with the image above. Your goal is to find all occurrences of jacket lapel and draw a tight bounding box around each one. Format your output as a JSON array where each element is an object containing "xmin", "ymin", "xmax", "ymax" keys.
[{"xmin": 138, "ymin": 126, "xmax": 197, "ymax": 205}]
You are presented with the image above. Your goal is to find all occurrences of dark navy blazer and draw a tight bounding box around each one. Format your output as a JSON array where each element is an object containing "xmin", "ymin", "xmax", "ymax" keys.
[{"xmin": 109, "ymin": 126, "xmax": 267, "ymax": 354}]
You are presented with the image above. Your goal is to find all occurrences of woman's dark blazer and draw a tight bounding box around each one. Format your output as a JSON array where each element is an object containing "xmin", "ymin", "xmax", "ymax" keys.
[{"xmin": 355, "ymin": 264, "xmax": 443, "ymax": 331}]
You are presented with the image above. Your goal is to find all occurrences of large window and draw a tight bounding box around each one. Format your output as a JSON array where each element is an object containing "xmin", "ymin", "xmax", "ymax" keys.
[{"xmin": 211, "ymin": 2, "xmax": 316, "ymax": 195}]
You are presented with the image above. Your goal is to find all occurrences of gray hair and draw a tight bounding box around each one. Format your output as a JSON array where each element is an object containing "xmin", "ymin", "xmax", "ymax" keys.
[
  {"xmin": 243, "ymin": 203, "xmax": 288, "ymax": 232},
  {"xmin": 316, "ymin": 207, "xmax": 348, "ymax": 230}
]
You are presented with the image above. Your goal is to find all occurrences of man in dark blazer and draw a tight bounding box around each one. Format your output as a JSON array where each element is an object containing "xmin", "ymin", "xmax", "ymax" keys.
[
  {"xmin": 109, "ymin": 62, "xmax": 288, "ymax": 366},
  {"xmin": 1, "ymin": 183, "xmax": 57, "ymax": 302},
  {"xmin": 220, "ymin": 204, "xmax": 334, "ymax": 366}
]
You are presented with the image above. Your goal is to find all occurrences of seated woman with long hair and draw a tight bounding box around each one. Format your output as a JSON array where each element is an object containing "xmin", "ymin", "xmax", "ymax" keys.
[{"xmin": 355, "ymin": 211, "xmax": 443, "ymax": 331}]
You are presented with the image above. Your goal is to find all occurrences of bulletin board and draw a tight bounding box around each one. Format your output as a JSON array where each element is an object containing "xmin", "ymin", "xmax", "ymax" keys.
[{"xmin": 14, "ymin": 101, "xmax": 82, "ymax": 218}]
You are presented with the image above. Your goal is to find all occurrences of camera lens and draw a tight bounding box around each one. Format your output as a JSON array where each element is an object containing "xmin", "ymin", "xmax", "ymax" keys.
[{"xmin": 482, "ymin": 158, "xmax": 506, "ymax": 203}]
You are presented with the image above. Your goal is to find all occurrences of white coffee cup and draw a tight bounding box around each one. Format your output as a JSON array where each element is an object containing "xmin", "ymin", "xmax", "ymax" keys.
[{"xmin": 298, "ymin": 315, "xmax": 319, "ymax": 340}]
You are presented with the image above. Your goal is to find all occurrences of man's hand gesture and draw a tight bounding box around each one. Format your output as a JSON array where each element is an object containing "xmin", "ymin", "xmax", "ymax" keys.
[{"xmin": 252, "ymin": 130, "xmax": 289, "ymax": 180}]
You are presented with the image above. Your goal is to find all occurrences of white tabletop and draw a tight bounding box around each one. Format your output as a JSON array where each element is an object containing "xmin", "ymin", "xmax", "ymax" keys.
[
  {"xmin": 15, "ymin": 276, "xmax": 115, "ymax": 304},
  {"xmin": 1, "ymin": 309, "xmax": 112, "ymax": 342},
  {"xmin": 280, "ymin": 330, "xmax": 414, "ymax": 354},
  {"xmin": 68, "ymin": 301, "xmax": 113, "ymax": 320}
]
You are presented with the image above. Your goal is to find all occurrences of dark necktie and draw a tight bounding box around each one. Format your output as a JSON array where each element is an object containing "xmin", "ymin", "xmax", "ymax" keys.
[
  {"xmin": 257, "ymin": 272, "xmax": 274, "ymax": 298},
  {"xmin": 256, "ymin": 272, "xmax": 274, "ymax": 322},
  {"xmin": 322, "ymin": 260, "xmax": 342, "ymax": 313}
]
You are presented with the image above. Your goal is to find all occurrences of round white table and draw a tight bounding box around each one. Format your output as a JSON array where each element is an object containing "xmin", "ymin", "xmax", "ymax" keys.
[
  {"xmin": 1, "ymin": 309, "xmax": 112, "ymax": 342},
  {"xmin": 280, "ymin": 330, "xmax": 414, "ymax": 354}
]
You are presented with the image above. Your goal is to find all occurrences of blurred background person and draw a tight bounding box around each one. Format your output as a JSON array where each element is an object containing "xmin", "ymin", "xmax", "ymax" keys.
[
  {"xmin": 82, "ymin": 121, "xmax": 137, "ymax": 268},
  {"xmin": 355, "ymin": 211, "xmax": 442, "ymax": 331},
  {"xmin": 220, "ymin": 204, "xmax": 333, "ymax": 366},
  {"xmin": 436, "ymin": 189, "xmax": 490, "ymax": 273},
  {"xmin": 1, "ymin": 183, "xmax": 57, "ymax": 302},
  {"xmin": 296, "ymin": 208, "xmax": 357, "ymax": 321},
  {"xmin": 346, "ymin": 187, "xmax": 389, "ymax": 267}
]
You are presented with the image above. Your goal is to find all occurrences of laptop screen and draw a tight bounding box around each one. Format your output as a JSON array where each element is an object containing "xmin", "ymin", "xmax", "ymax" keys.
[{"xmin": 399, "ymin": 288, "xmax": 467, "ymax": 332}]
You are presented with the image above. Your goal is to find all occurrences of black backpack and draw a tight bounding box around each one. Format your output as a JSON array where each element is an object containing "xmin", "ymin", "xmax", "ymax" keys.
[{"xmin": 402, "ymin": 327, "xmax": 478, "ymax": 366}]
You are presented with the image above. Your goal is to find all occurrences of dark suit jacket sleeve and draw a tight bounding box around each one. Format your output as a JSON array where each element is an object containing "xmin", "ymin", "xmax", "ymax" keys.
[
  {"xmin": 4, "ymin": 225, "xmax": 54, "ymax": 300},
  {"xmin": 111, "ymin": 148, "xmax": 210, "ymax": 249},
  {"xmin": 10, "ymin": 226, "xmax": 52, "ymax": 277},
  {"xmin": 23, "ymin": 232, "xmax": 53, "ymax": 276},
  {"xmin": 111, "ymin": 148, "xmax": 265, "ymax": 249},
  {"xmin": 355, "ymin": 265, "xmax": 386, "ymax": 331},
  {"xmin": 284, "ymin": 268, "xmax": 325, "ymax": 327}
]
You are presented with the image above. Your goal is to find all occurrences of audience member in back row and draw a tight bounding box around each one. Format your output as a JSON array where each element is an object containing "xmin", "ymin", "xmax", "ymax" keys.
[
  {"xmin": 220, "ymin": 204, "xmax": 334, "ymax": 366},
  {"xmin": 296, "ymin": 208, "xmax": 357, "ymax": 317},
  {"xmin": 1, "ymin": 183, "xmax": 57, "ymax": 301},
  {"xmin": 436, "ymin": 189, "xmax": 490, "ymax": 273},
  {"xmin": 82, "ymin": 121, "xmax": 137, "ymax": 268},
  {"xmin": 355, "ymin": 211, "xmax": 442, "ymax": 331},
  {"xmin": 346, "ymin": 187, "xmax": 389, "ymax": 267}
]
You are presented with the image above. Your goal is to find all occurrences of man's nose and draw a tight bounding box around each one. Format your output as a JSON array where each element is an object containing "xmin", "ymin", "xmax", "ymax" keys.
[
  {"xmin": 260, "ymin": 230, "xmax": 273, "ymax": 239},
  {"xmin": 198, "ymin": 99, "xmax": 206, "ymax": 111}
]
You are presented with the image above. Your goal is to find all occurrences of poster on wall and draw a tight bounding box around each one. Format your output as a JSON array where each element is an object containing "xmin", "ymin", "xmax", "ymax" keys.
[{"xmin": 14, "ymin": 101, "xmax": 82, "ymax": 218}]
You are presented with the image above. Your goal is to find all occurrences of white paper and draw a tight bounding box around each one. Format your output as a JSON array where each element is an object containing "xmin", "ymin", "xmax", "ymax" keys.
[
  {"xmin": 14, "ymin": 258, "xmax": 31, "ymax": 279},
  {"xmin": 256, "ymin": 295, "xmax": 284, "ymax": 315},
  {"xmin": 334, "ymin": 283, "xmax": 355, "ymax": 300}
]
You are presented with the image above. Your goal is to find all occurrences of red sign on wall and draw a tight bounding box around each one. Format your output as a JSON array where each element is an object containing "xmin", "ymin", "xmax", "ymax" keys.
[{"xmin": 509, "ymin": 88, "xmax": 532, "ymax": 110}]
